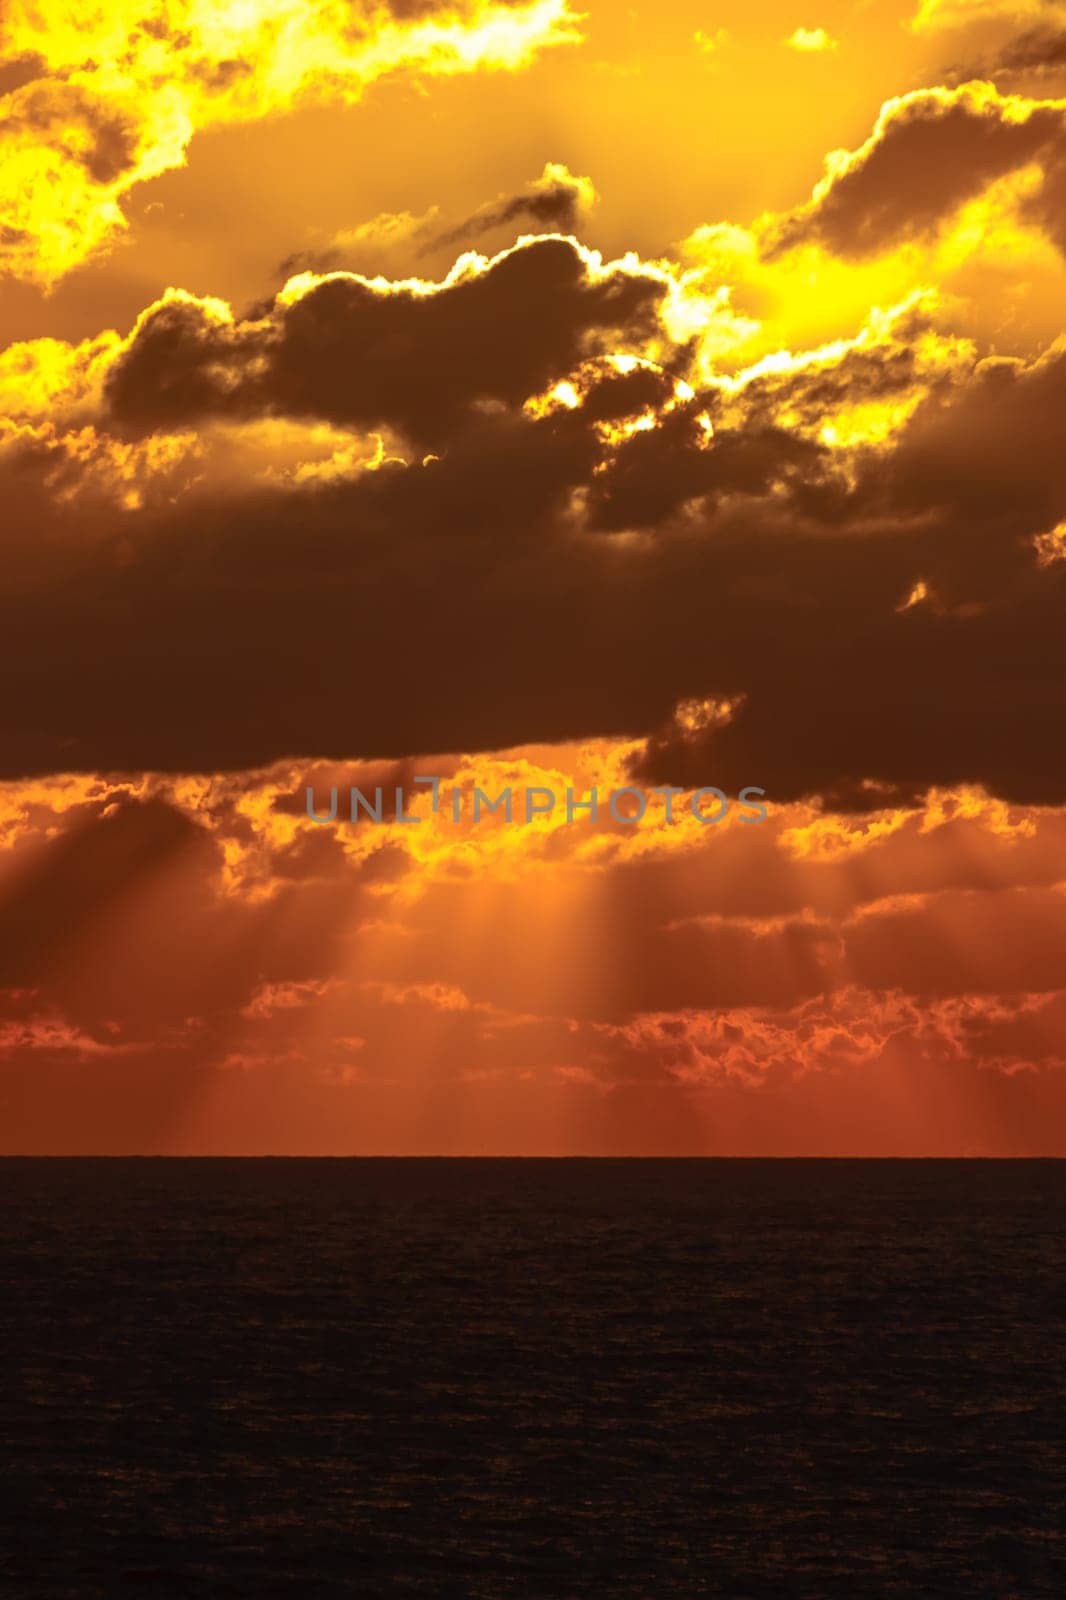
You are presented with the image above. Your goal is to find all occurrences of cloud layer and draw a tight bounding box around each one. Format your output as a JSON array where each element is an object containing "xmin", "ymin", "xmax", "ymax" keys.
[{"xmin": 5, "ymin": 5, "xmax": 1066, "ymax": 1151}]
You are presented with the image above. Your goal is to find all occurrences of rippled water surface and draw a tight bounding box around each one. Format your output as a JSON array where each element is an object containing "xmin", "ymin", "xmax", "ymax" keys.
[{"xmin": 2, "ymin": 1158, "xmax": 1064, "ymax": 1597}]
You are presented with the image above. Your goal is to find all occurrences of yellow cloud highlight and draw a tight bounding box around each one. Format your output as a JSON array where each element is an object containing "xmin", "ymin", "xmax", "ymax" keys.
[
  {"xmin": 898, "ymin": 578, "xmax": 932, "ymax": 612},
  {"xmin": 778, "ymin": 810, "xmax": 911, "ymax": 862},
  {"xmin": 784, "ymin": 26, "xmax": 838, "ymax": 53},
  {"xmin": 0, "ymin": 332, "xmax": 120, "ymax": 425},
  {"xmin": 919, "ymin": 787, "xmax": 1037, "ymax": 839},
  {"xmin": 0, "ymin": 0, "xmax": 582, "ymax": 285}
]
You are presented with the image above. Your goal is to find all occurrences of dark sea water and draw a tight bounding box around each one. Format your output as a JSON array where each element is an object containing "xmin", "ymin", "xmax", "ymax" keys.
[{"xmin": 2, "ymin": 1159, "xmax": 1064, "ymax": 1598}]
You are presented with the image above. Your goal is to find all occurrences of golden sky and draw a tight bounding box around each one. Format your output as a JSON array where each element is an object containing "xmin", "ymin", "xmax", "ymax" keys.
[{"xmin": 3, "ymin": 0, "xmax": 1066, "ymax": 1152}]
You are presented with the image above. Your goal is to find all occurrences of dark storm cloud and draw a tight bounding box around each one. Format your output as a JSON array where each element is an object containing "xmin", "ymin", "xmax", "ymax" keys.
[
  {"xmin": 632, "ymin": 342, "xmax": 1066, "ymax": 807},
  {"xmin": 766, "ymin": 84, "xmax": 1065, "ymax": 258},
  {"xmin": 584, "ymin": 407, "xmax": 826, "ymax": 532},
  {"xmin": 3, "ymin": 375, "xmax": 1065, "ymax": 804},
  {"xmin": 3, "ymin": 235, "xmax": 1065, "ymax": 806},
  {"xmin": 107, "ymin": 236, "xmax": 668, "ymax": 446}
]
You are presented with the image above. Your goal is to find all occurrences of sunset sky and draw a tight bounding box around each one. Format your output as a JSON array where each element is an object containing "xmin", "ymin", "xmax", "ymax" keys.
[{"xmin": 3, "ymin": 0, "xmax": 1066, "ymax": 1153}]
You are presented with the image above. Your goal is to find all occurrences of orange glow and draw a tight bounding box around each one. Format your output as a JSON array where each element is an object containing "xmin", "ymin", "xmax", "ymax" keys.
[{"xmin": 3, "ymin": 0, "xmax": 1066, "ymax": 1152}]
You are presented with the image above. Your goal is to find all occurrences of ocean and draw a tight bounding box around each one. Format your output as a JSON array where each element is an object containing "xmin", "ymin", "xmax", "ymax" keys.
[{"xmin": 2, "ymin": 1158, "xmax": 1063, "ymax": 1597}]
